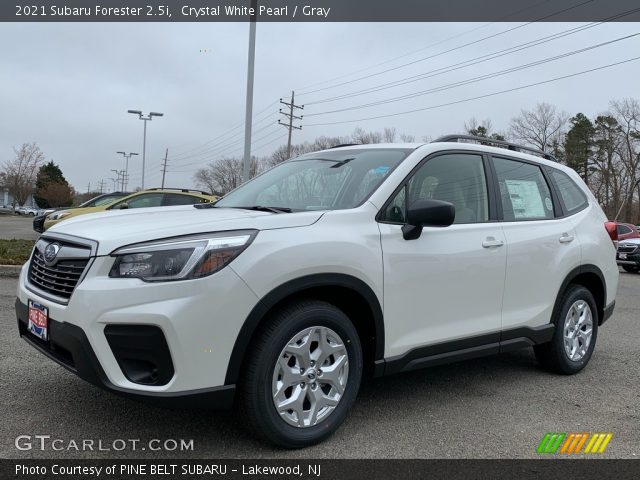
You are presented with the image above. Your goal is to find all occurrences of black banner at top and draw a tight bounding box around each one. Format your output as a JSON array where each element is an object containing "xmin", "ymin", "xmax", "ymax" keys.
[{"xmin": 3, "ymin": 0, "xmax": 640, "ymax": 22}]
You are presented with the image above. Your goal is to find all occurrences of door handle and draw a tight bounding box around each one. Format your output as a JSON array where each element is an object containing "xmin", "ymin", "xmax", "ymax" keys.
[
  {"xmin": 559, "ymin": 233, "xmax": 575, "ymax": 244},
  {"xmin": 482, "ymin": 238, "xmax": 504, "ymax": 248}
]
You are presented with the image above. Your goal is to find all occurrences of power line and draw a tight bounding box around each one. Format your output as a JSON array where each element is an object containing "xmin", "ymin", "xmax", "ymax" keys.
[
  {"xmin": 304, "ymin": 6, "xmax": 640, "ymax": 108},
  {"xmin": 292, "ymin": 0, "xmax": 558, "ymax": 93},
  {"xmin": 304, "ymin": 56, "xmax": 640, "ymax": 127},
  {"xmin": 304, "ymin": 33, "xmax": 640, "ymax": 117},
  {"xmin": 168, "ymin": 99, "xmax": 280, "ymax": 159},
  {"xmin": 296, "ymin": 0, "xmax": 596, "ymax": 97}
]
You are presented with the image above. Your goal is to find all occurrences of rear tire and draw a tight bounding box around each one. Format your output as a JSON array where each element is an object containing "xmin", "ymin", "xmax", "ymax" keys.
[
  {"xmin": 622, "ymin": 265, "xmax": 639, "ymax": 273},
  {"xmin": 240, "ymin": 300, "xmax": 362, "ymax": 448},
  {"xmin": 534, "ymin": 285, "xmax": 598, "ymax": 375}
]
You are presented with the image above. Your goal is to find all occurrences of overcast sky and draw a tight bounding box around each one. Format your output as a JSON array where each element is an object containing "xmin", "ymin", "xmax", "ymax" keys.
[{"xmin": 1, "ymin": 20, "xmax": 639, "ymax": 193}]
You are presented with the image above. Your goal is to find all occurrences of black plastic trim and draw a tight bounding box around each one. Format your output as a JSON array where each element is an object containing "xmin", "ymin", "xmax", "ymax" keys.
[
  {"xmin": 16, "ymin": 299, "xmax": 234, "ymax": 409},
  {"xmin": 552, "ymin": 264, "xmax": 608, "ymax": 325},
  {"xmin": 104, "ymin": 324, "xmax": 175, "ymax": 386},
  {"xmin": 379, "ymin": 324, "xmax": 554, "ymax": 376},
  {"xmin": 224, "ymin": 273, "xmax": 384, "ymax": 385},
  {"xmin": 602, "ymin": 300, "xmax": 615, "ymax": 325}
]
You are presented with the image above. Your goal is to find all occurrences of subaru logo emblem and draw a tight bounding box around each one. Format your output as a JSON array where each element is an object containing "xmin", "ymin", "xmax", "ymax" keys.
[{"xmin": 44, "ymin": 243, "xmax": 60, "ymax": 264}]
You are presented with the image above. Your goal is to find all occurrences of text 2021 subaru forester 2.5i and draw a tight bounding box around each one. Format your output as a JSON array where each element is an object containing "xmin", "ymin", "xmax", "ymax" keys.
[{"xmin": 16, "ymin": 136, "xmax": 618, "ymax": 448}]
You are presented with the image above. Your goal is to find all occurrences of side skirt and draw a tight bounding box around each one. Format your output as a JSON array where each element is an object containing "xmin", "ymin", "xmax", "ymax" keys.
[{"xmin": 375, "ymin": 324, "xmax": 555, "ymax": 377}]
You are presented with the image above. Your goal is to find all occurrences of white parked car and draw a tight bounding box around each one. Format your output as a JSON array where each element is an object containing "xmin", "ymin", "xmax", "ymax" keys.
[
  {"xmin": 15, "ymin": 206, "xmax": 39, "ymax": 216},
  {"xmin": 16, "ymin": 136, "xmax": 619, "ymax": 447}
]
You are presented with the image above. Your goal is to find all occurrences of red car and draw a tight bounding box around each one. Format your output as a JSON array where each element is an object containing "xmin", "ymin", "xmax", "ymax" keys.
[{"xmin": 616, "ymin": 222, "xmax": 640, "ymax": 240}]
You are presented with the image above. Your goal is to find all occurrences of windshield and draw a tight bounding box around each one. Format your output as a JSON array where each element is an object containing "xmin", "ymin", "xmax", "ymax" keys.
[
  {"xmin": 79, "ymin": 194, "xmax": 127, "ymax": 208},
  {"xmin": 215, "ymin": 148, "xmax": 411, "ymax": 211}
]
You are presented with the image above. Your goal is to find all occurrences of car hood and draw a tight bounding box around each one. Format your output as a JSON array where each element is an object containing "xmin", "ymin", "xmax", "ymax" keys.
[
  {"xmin": 45, "ymin": 205, "xmax": 325, "ymax": 255},
  {"xmin": 619, "ymin": 238, "xmax": 640, "ymax": 245}
]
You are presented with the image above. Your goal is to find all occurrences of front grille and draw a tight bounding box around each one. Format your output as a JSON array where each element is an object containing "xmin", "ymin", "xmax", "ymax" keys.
[
  {"xmin": 28, "ymin": 247, "xmax": 90, "ymax": 300},
  {"xmin": 618, "ymin": 244, "xmax": 638, "ymax": 254}
]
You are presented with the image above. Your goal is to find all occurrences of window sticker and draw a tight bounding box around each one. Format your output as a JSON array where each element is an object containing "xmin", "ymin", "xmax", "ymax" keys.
[
  {"xmin": 505, "ymin": 180, "xmax": 546, "ymax": 219},
  {"xmin": 544, "ymin": 197, "xmax": 553, "ymax": 211},
  {"xmin": 373, "ymin": 166, "xmax": 390, "ymax": 175}
]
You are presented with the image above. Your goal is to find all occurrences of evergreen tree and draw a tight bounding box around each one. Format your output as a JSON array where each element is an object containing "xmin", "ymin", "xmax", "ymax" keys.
[
  {"xmin": 564, "ymin": 113, "xmax": 595, "ymax": 185},
  {"xmin": 33, "ymin": 161, "xmax": 72, "ymax": 208}
]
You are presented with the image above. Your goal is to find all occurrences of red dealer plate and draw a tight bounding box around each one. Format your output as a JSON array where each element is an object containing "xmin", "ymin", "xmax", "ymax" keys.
[{"xmin": 28, "ymin": 300, "xmax": 49, "ymax": 341}]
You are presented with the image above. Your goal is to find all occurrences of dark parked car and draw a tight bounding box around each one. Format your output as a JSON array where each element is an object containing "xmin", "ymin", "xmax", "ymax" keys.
[
  {"xmin": 617, "ymin": 238, "xmax": 640, "ymax": 273},
  {"xmin": 32, "ymin": 192, "xmax": 130, "ymax": 233}
]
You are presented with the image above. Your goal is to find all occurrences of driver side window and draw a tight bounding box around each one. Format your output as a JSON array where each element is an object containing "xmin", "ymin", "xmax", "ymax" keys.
[{"xmin": 382, "ymin": 153, "xmax": 489, "ymax": 224}]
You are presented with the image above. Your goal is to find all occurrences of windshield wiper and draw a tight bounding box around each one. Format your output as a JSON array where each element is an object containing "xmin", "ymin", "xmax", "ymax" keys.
[{"xmin": 233, "ymin": 205, "xmax": 293, "ymax": 213}]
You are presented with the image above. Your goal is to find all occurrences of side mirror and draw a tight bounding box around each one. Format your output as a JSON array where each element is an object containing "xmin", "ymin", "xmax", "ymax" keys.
[
  {"xmin": 402, "ymin": 199, "xmax": 455, "ymax": 240},
  {"xmin": 118, "ymin": 203, "xmax": 129, "ymax": 210}
]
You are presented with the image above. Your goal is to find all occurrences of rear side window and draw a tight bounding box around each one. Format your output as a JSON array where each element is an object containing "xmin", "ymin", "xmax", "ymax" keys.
[
  {"xmin": 617, "ymin": 224, "xmax": 633, "ymax": 235},
  {"xmin": 550, "ymin": 169, "xmax": 588, "ymax": 214},
  {"xmin": 164, "ymin": 193, "xmax": 206, "ymax": 206},
  {"xmin": 493, "ymin": 157, "xmax": 555, "ymax": 221}
]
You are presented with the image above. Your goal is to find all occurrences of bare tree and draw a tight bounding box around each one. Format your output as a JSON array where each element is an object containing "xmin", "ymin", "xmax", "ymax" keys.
[
  {"xmin": 382, "ymin": 127, "xmax": 397, "ymax": 143},
  {"xmin": 509, "ymin": 102, "xmax": 569, "ymax": 152},
  {"xmin": 350, "ymin": 127, "xmax": 383, "ymax": 144},
  {"xmin": 194, "ymin": 157, "xmax": 259, "ymax": 196},
  {"xmin": 463, "ymin": 117, "xmax": 506, "ymax": 140},
  {"xmin": 399, "ymin": 133, "xmax": 416, "ymax": 142},
  {"xmin": 1, "ymin": 142, "xmax": 45, "ymax": 207},
  {"xmin": 610, "ymin": 98, "xmax": 640, "ymax": 221}
]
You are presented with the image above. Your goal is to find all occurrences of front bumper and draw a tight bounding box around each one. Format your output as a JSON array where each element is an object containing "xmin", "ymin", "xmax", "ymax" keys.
[
  {"xmin": 16, "ymin": 299, "xmax": 234, "ymax": 408},
  {"xmin": 16, "ymin": 251, "xmax": 261, "ymax": 407}
]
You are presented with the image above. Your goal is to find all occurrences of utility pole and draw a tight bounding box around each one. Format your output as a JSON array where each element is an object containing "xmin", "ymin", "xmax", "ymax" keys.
[
  {"xmin": 87, "ymin": 182, "xmax": 90, "ymax": 194},
  {"xmin": 128, "ymin": 111, "xmax": 163, "ymax": 190},
  {"xmin": 161, "ymin": 148, "xmax": 169, "ymax": 189},
  {"xmin": 278, "ymin": 91, "xmax": 304, "ymax": 158},
  {"xmin": 241, "ymin": 0, "xmax": 258, "ymax": 184},
  {"xmin": 98, "ymin": 179, "xmax": 105, "ymax": 193}
]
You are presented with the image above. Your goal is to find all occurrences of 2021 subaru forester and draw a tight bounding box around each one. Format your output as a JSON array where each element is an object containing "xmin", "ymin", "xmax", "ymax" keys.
[{"xmin": 16, "ymin": 136, "xmax": 618, "ymax": 448}]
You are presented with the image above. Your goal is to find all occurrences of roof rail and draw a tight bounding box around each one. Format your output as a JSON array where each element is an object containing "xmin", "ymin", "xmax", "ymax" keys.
[
  {"xmin": 433, "ymin": 135, "xmax": 557, "ymax": 161},
  {"xmin": 330, "ymin": 143, "xmax": 360, "ymax": 149},
  {"xmin": 145, "ymin": 187, "xmax": 212, "ymax": 195}
]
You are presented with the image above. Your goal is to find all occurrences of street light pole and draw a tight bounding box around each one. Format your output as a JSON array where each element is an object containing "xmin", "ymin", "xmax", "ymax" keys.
[
  {"xmin": 127, "ymin": 110, "xmax": 163, "ymax": 190},
  {"xmin": 117, "ymin": 151, "xmax": 139, "ymax": 191},
  {"xmin": 241, "ymin": 0, "xmax": 258, "ymax": 183}
]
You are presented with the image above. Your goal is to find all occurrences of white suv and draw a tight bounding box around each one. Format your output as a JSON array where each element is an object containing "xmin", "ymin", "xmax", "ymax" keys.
[{"xmin": 16, "ymin": 137, "xmax": 618, "ymax": 448}]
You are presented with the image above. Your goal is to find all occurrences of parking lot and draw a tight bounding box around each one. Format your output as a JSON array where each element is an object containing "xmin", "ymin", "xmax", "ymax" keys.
[
  {"xmin": 0, "ymin": 215, "xmax": 38, "ymax": 241},
  {"xmin": 0, "ymin": 271, "xmax": 638, "ymax": 459}
]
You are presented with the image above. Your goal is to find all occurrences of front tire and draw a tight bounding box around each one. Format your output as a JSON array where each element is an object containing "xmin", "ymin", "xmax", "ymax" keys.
[
  {"xmin": 534, "ymin": 285, "xmax": 598, "ymax": 375},
  {"xmin": 240, "ymin": 300, "xmax": 362, "ymax": 448}
]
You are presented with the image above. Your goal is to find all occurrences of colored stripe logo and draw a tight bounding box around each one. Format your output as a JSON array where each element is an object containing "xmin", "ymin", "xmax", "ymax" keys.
[{"xmin": 537, "ymin": 433, "xmax": 612, "ymax": 454}]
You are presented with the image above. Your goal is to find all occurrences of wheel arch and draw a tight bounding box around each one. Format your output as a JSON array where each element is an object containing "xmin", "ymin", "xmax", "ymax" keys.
[
  {"xmin": 553, "ymin": 265, "xmax": 607, "ymax": 326},
  {"xmin": 224, "ymin": 273, "xmax": 384, "ymax": 385}
]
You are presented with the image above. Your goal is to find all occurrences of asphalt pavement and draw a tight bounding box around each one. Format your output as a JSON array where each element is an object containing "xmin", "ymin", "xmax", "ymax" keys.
[
  {"xmin": 0, "ymin": 215, "xmax": 39, "ymax": 240},
  {"xmin": 0, "ymin": 272, "xmax": 638, "ymax": 459}
]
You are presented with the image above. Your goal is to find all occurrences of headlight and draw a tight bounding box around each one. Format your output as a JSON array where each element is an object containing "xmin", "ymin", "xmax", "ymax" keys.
[
  {"xmin": 109, "ymin": 230, "xmax": 257, "ymax": 281},
  {"xmin": 48, "ymin": 211, "xmax": 72, "ymax": 221}
]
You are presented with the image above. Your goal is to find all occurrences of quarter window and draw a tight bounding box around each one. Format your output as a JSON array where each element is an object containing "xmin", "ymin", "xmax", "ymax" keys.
[
  {"xmin": 493, "ymin": 157, "xmax": 555, "ymax": 221},
  {"xmin": 382, "ymin": 153, "xmax": 489, "ymax": 224},
  {"xmin": 550, "ymin": 169, "xmax": 588, "ymax": 214}
]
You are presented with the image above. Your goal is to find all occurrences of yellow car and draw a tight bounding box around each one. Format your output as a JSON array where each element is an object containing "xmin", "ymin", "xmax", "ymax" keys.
[{"xmin": 43, "ymin": 188, "xmax": 217, "ymax": 231}]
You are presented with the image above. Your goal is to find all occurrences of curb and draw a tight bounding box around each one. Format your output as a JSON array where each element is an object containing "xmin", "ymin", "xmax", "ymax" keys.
[{"xmin": 0, "ymin": 265, "xmax": 23, "ymax": 278}]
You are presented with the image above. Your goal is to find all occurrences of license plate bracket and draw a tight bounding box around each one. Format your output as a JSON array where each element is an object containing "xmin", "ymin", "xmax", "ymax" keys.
[{"xmin": 28, "ymin": 300, "xmax": 49, "ymax": 341}]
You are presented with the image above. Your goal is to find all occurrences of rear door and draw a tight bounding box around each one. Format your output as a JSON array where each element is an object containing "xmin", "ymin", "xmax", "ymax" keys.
[
  {"xmin": 379, "ymin": 151, "xmax": 507, "ymax": 358},
  {"xmin": 492, "ymin": 156, "xmax": 582, "ymax": 333}
]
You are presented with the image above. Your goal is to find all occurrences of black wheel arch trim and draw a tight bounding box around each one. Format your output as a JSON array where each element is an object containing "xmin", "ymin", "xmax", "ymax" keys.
[
  {"xmin": 553, "ymin": 264, "xmax": 608, "ymax": 325},
  {"xmin": 224, "ymin": 273, "xmax": 384, "ymax": 385}
]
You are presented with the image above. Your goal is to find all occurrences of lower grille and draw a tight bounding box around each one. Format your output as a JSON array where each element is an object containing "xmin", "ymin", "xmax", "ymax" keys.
[
  {"xmin": 28, "ymin": 241, "xmax": 91, "ymax": 301},
  {"xmin": 618, "ymin": 244, "xmax": 638, "ymax": 254}
]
